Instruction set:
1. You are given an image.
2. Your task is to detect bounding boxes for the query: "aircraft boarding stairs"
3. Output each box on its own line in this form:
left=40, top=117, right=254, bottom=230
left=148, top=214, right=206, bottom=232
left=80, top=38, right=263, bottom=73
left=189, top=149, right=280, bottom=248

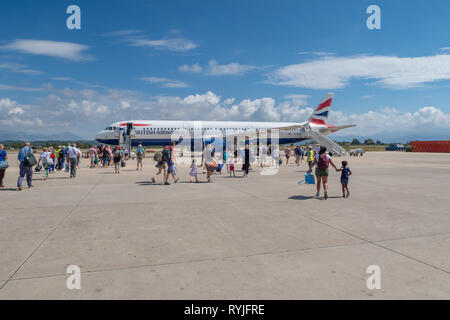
left=309, top=130, right=347, bottom=157
left=118, top=128, right=133, bottom=153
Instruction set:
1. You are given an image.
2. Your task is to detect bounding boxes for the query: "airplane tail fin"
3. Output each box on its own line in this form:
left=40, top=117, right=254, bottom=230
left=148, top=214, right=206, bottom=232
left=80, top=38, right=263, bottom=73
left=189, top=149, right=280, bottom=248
left=309, top=93, right=333, bottom=125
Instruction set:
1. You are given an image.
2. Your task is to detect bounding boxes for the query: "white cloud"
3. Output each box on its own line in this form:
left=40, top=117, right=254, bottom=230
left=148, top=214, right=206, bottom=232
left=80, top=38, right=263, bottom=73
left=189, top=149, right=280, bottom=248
left=104, top=29, right=142, bottom=37
left=330, top=106, right=450, bottom=137
left=105, top=29, right=197, bottom=52
left=0, top=98, right=44, bottom=128
left=8, top=107, right=25, bottom=115
left=140, top=77, right=189, bottom=88
left=0, top=62, right=42, bottom=75
left=128, top=37, right=197, bottom=52
left=206, top=60, right=256, bottom=76
left=270, top=54, right=450, bottom=89
left=224, top=98, right=235, bottom=105
left=0, top=84, right=45, bottom=91
left=283, top=94, right=310, bottom=107
left=178, top=60, right=257, bottom=76
left=121, top=101, right=131, bottom=109
left=1, top=39, right=91, bottom=61
left=179, top=63, right=202, bottom=73
left=51, top=77, right=73, bottom=81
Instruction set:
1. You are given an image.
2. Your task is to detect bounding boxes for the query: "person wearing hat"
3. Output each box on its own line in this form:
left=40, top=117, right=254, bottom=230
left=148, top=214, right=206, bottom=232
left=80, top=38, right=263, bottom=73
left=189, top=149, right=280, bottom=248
left=136, top=144, right=145, bottom=171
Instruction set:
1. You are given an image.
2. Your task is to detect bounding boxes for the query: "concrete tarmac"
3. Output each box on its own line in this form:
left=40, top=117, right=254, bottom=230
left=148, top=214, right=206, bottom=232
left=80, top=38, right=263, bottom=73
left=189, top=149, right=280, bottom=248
left=0, top=152, right=449, bottom=299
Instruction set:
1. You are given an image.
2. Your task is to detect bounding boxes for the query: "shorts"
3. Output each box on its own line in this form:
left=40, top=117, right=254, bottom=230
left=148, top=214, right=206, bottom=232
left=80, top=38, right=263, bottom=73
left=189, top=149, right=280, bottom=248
left=114, top=157, right=121, bottom=164
left=341, top=178, right=349, bottom=185
left=168, top=165, right=177, bottom=175
left=156, top=162, right=167, bottom=170
left=315, top=167, right=329, bottom=177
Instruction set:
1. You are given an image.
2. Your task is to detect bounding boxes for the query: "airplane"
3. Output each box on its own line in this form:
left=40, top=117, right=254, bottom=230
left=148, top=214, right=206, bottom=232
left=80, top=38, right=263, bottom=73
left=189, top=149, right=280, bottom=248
left=95, top=93, right=356, bottom=155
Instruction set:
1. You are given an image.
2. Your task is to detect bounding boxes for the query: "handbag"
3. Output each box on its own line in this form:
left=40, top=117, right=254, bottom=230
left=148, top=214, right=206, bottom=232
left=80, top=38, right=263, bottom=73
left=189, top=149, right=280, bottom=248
left=24, top=148, right=37, bottom=167
left=0, top=160, right=8, bottom=170
left=305, top=173, right=315, bottom=185
left=35, top=164, right=42, bottom=172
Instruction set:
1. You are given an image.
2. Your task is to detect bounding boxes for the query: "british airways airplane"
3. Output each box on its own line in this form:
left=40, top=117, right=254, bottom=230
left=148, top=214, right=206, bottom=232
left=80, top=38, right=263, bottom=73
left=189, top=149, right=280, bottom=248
left=95, top=93, right=356, bottom=155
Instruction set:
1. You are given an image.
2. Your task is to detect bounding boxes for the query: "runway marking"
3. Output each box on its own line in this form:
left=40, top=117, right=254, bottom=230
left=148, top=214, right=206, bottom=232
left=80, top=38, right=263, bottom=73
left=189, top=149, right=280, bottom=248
left=298, top=214, right=450, bottom=275
left=0, top=183, right=98, bottom=290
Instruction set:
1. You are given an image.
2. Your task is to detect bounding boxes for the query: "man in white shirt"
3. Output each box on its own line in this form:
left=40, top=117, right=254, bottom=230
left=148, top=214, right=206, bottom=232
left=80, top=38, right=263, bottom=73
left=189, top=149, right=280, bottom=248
left=67, top=144, right=81, bottom=178
left=259, top=145, right=267, bottom=167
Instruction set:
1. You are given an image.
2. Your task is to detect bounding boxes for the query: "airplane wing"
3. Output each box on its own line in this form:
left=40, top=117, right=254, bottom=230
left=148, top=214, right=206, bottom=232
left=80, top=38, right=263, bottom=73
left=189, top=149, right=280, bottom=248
left=323, top=124, right=357, bottom=134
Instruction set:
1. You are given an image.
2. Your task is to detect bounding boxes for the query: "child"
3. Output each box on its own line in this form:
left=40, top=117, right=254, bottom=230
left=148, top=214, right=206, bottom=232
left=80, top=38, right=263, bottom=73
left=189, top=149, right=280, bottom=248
left=227, top=154, right=235, bottom=177
left=337, top=161, right=352, bottom=198
left=190, top=159, right=198, bottom=183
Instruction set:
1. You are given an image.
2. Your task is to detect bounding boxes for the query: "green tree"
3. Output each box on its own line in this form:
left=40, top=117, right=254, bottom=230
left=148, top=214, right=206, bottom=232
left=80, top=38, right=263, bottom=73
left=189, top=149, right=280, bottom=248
left=351, top=139, right=361, bottom=145
left=364, top=138, right=375, bottom=145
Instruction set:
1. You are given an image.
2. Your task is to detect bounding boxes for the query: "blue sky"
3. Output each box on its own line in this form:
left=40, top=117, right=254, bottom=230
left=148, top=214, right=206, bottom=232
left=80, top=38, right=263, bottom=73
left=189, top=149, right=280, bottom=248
left=1, top=0, right=450, bottom=140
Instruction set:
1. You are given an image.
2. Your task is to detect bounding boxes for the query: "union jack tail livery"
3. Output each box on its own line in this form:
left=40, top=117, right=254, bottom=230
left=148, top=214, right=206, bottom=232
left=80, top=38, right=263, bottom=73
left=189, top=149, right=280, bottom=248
left=309, top=93, right=333, bottom=125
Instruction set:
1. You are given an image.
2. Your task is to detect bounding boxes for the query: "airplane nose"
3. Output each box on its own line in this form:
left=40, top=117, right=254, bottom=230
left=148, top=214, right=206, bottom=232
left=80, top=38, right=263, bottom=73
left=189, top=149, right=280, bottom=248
left=94, top=131, right=104, bottom=142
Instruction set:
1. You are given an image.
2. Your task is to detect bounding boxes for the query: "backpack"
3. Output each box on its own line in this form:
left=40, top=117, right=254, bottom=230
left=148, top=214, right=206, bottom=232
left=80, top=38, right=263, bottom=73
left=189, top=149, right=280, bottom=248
left=24, top=148, right=37, bottom=167
left=317, top=153, right=330, bottom=170
left=153, top=152, right=163, bottom=162
left=162, top=149, right=171, bottom=163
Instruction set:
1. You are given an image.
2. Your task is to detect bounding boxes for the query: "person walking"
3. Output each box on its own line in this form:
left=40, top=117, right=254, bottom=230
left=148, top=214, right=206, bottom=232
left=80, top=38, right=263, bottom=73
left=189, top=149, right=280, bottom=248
left=204, top=144, right=217, bottom=183
left=294, top=146, right=302, bottom=166
left=37, top=147, right=52, bottom=180
left=189, top=159, right=198, bottom=183
left=308, top=146, right=339, bottom=200
left=167, top=142, right=179, bottom=183
left=151, top=149, right=168, bottom=184
left=272, top=145, right=280, bottom=167
left=284, top=147, right=292, bottom=165
left=113, top=146, right=123, bottom=174
left=72, top=144, right=81, bottom=168
left=60, top=145, right=67, bottom=171
left=242, top=144, right=250, bottom=178
left=259, top=144, right=267, bottom=168
left=136, top=144, right=145, bottom=171
left=101, top=146, right=110, bottom=168
left=48, top=147, right=55, bottom=173
left=0, top=144, right=8, bottom=188
left=158, top=146, right=171, bottom=185
left=17, top=142, right=35, bottom=191
left=337, top=160, right=352, bottom=198
left=89, top=145, right=98, bottom=168
left=307, top=146, right=314, bottom=170
left=67, top=144, right=81, bottom=178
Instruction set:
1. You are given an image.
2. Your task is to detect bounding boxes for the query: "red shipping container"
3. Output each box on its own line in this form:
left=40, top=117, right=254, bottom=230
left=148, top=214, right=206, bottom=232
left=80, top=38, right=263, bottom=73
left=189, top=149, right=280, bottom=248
left=411, top=141, right=450, bottom=153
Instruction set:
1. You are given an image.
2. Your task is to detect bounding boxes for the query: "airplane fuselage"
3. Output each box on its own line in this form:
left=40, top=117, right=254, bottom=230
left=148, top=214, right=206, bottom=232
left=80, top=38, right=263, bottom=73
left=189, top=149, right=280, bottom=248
left=95, top=120, right=331, bottom=147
